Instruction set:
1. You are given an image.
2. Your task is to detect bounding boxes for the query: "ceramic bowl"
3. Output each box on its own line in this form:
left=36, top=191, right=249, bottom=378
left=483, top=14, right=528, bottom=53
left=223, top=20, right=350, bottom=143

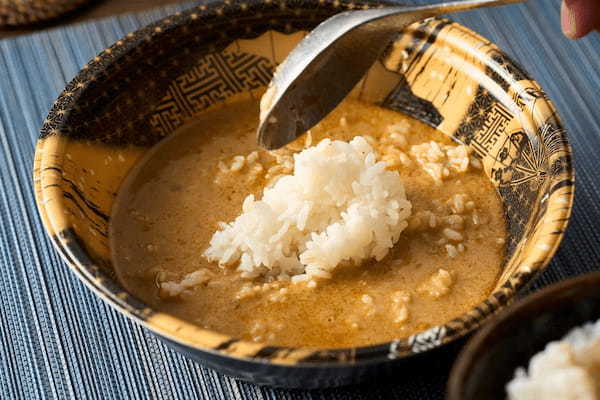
left=448, top=272, right=600, bottom=400
left=33, top=0, right=574, bottom=388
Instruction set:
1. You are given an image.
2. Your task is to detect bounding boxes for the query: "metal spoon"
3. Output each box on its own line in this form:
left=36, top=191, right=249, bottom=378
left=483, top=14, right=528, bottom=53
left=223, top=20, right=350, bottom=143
left=257, top=0, right=525, bottom=149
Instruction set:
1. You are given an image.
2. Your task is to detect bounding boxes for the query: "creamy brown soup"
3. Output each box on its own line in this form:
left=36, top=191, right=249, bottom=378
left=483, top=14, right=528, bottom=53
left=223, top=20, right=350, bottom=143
left=110, top=98, right=506, bottom=348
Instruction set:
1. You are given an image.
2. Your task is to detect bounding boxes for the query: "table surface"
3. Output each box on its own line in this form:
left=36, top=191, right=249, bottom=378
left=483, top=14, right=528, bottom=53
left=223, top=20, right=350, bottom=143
left=1, top=1, right=599, bottom=399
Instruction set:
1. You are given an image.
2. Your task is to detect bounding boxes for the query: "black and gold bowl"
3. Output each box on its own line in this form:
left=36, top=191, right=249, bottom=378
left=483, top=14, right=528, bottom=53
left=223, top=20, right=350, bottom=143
left=33, top=0, right=574, bottom=388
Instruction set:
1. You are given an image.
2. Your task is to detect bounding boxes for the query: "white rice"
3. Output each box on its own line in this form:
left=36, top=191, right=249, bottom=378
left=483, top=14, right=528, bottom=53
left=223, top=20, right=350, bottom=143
left=409, top=141, right=471, bottom=184
left=417, top=268, right=454, bottom=298
left=203, top=136, right=412, bottom=280
left=506, top=318, right=600, bottom=400
left=160, top=269, right=211, bottom=297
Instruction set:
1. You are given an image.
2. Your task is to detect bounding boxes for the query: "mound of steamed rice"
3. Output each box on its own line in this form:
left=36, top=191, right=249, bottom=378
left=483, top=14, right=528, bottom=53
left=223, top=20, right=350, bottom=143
left=203, top=136, right=412, bottom=281
left=506, top=318, right=600, bottom=400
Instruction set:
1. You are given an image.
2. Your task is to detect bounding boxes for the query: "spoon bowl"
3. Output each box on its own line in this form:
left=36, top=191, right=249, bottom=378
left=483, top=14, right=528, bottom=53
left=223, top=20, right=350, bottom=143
left=257, top=0, right=526, bottom=149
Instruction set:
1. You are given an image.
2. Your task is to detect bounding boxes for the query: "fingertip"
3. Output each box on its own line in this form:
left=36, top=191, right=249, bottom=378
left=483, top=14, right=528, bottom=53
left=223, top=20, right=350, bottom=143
left=561, top=0, right=579, bottom=39
left=561, top=0, right=599, bottom=39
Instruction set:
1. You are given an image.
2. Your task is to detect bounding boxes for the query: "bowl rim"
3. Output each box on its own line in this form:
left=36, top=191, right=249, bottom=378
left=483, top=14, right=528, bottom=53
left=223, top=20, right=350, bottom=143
left=446, top=271, right=600, bottom=400
left=33, top=0, right=576, bottom=368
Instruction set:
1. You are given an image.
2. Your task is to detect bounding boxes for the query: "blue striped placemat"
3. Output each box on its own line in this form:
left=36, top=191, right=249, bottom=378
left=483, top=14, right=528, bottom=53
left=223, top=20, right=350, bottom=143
left=1, top=1, right=599, bottom=398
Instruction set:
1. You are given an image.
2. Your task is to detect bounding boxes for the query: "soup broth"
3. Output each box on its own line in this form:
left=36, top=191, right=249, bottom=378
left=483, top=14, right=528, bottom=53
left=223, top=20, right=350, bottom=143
left=110, top=98, right=506, bottom=348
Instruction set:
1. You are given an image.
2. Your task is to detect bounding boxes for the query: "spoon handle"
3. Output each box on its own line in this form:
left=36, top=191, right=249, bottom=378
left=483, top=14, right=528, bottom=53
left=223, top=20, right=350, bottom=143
left=360, top=0, right=528, bottom=32
left=411, top=0, right=526, bottom=15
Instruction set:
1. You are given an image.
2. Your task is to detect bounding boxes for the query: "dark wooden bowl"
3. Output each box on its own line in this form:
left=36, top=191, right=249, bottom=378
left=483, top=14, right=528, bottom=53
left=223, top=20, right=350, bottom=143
left=448, top=272, right=600, bottom=400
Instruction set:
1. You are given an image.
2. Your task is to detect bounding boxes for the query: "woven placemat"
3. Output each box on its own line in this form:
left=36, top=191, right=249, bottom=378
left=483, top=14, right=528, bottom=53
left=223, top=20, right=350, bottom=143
left=0, top=0, right=92, bottom=27
left=0, top=1, right=599, bottom=399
